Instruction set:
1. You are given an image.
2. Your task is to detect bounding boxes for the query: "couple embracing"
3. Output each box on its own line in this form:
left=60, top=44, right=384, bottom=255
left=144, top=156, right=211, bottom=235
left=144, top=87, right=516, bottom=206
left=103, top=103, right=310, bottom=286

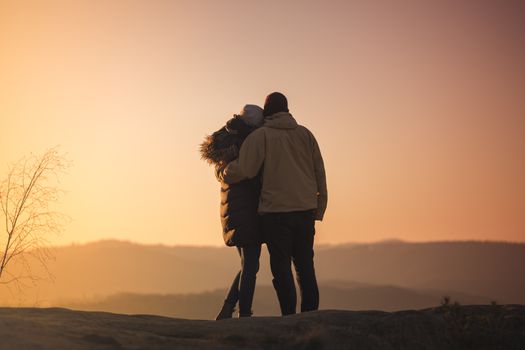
left=200, top=92, right=327, bottom=319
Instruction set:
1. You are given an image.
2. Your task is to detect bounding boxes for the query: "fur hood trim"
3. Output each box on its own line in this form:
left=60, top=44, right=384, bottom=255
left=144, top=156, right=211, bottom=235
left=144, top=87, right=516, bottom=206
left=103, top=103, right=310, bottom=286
left=200, top=132, right=240, bottom=166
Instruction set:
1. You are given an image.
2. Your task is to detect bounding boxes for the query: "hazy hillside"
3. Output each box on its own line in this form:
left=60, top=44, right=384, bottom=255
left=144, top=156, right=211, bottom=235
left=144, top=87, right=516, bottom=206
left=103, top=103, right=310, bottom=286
left=316, top=241, right=525, bottom=302
left=1, top=240, right=523, bottom=308
left=60, top=283, right=492, bottom=319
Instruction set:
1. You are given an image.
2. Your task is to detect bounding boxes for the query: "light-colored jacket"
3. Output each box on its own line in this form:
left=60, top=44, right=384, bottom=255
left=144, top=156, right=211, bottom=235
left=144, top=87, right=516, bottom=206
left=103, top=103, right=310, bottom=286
left=220, top=112, right=327, bottom=220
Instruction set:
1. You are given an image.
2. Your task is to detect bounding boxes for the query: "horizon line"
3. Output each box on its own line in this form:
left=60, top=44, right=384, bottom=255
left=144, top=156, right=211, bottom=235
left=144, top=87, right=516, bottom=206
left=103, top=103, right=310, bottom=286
left=50, top=238, right=525, bottom=249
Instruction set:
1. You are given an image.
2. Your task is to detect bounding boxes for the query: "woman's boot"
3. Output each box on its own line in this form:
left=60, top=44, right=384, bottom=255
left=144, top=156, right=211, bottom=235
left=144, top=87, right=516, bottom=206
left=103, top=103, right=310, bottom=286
left=215, top=301, right=236, bottom=320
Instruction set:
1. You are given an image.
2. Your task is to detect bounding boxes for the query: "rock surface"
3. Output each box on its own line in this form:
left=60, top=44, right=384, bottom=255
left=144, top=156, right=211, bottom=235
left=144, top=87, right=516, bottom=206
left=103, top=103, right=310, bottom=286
left=0, top=305, right=524, bottom=350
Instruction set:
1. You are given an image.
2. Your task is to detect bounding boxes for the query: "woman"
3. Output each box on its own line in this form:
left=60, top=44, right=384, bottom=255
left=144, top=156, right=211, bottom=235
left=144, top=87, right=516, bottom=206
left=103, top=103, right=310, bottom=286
left=200, top=104, right=264, bottom=319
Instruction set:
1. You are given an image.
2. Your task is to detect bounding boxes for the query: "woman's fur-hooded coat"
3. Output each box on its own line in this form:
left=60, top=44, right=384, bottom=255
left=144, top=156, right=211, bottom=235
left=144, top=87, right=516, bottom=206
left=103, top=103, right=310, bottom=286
left=200, top=117, right=262, bottom=247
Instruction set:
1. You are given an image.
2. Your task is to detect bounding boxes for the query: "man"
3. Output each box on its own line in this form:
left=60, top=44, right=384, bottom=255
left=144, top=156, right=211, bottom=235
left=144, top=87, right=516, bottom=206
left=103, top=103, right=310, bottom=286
left=219, top=92, right=327, bottom=315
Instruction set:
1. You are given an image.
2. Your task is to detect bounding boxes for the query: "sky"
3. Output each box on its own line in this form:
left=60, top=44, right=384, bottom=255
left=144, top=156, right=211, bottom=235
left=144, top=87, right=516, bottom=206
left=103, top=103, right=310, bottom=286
left=0, top=0, right=524, bottom=246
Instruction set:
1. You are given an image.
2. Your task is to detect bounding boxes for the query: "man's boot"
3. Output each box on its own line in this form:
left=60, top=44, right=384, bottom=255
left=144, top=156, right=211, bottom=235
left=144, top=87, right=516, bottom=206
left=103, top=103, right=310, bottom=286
left=238, top=311, right=253, bottom=318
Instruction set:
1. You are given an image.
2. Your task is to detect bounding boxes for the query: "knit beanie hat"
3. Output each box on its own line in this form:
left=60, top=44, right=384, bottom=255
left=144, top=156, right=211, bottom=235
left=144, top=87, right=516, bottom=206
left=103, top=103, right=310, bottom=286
left=237, top=104, right=264, bottom=127
left=263, top=92, right=289, bottom=117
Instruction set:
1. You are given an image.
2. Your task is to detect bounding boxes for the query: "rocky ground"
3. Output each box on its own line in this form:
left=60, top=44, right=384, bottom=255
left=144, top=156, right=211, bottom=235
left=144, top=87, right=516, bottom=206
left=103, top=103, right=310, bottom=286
left=0, top=304, right=523, bottom=350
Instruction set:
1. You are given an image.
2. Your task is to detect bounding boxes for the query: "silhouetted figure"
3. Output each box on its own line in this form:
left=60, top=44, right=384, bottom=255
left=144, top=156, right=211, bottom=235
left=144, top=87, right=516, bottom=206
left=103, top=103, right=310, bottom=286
left=219, top=92, right=328, bottom=315
left=200, top=105, right=265, bottom=319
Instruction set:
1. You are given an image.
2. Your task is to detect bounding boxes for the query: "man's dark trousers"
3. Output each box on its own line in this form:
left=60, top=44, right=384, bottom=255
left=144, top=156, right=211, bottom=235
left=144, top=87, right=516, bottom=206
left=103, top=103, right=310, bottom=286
left=262, top=210, right=319, bottom=315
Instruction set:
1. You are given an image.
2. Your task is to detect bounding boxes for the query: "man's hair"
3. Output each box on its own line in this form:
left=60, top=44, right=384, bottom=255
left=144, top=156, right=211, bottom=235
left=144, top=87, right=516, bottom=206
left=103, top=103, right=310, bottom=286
left=263, top=92, right=289, bottom=117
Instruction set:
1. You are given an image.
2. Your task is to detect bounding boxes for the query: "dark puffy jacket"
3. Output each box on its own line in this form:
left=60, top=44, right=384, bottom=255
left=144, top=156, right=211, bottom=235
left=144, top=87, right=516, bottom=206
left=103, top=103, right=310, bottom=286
left=200, top=116, right=262, bottom=247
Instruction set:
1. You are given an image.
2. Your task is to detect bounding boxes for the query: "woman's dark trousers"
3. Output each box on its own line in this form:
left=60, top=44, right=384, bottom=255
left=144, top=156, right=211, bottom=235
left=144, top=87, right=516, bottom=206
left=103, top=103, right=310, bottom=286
left=262, top=210, right=319, bottom=315
left=224, top=244, right=261, bottom=316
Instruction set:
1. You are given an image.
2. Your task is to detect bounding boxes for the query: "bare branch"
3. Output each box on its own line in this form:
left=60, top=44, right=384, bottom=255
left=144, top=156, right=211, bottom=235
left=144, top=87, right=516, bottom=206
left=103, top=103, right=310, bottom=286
left=0, top=147, right=70, bottom=297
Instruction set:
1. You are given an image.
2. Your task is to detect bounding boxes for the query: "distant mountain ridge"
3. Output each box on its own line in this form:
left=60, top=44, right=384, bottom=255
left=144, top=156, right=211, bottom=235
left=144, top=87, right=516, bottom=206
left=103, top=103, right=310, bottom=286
left=60, top=282, right=493, bottom=319
left=1, top=240, right=523, bottom=308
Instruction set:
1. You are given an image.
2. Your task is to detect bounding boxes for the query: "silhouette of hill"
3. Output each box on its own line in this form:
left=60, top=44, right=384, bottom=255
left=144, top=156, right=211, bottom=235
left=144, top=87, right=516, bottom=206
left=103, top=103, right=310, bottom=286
left=318, top=240, right=525, bottom=303
left=1, top=240, right=523, bottom=309
left=1, top=305, right=524, bottom=349
left=60, top=283, right=491, bottom=319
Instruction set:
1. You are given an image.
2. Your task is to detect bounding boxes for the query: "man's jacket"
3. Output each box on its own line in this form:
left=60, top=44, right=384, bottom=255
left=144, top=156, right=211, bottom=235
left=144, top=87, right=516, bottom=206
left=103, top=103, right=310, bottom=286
left=220, top=112, right=327, bottom=220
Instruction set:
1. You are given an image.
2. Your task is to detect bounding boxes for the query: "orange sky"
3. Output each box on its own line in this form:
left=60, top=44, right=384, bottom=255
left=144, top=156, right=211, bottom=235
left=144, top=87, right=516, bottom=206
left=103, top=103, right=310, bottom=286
left=1, top=0, right=524, bottom=246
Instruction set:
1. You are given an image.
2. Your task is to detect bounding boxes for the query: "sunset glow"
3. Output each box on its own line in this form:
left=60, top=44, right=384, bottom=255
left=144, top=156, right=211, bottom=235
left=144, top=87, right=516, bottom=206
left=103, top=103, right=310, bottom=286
left=1, top=0, right=524, bottom=246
